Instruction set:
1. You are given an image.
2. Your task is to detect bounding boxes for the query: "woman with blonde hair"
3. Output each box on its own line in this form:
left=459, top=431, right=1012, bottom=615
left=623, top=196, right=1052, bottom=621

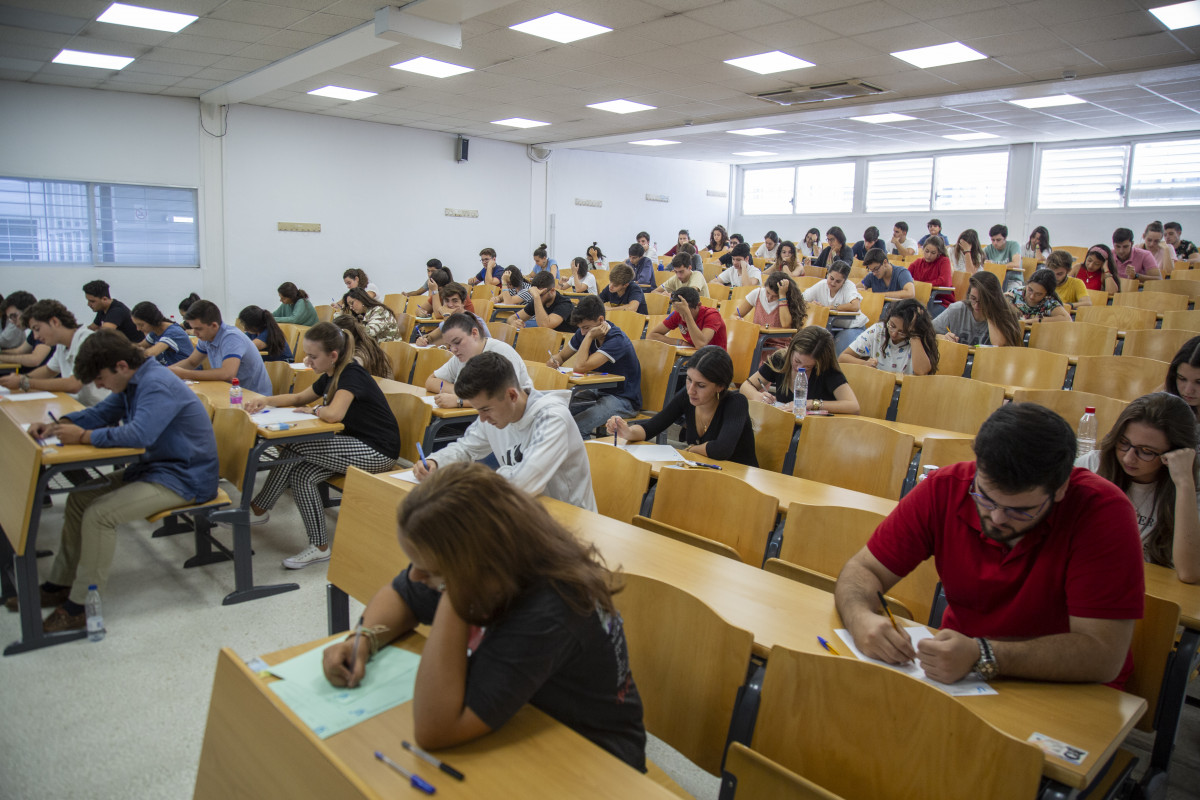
left=741, top=326, right=860, bottom=415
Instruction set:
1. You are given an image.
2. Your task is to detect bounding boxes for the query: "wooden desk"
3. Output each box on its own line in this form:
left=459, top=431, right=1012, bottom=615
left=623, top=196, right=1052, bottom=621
left=370, top=376, right=479, bottom=453
left=490, top=304, right=522, bottom=322
left=0, top=393, right=145, bottom=655
left=194, top=633, right=674, bottom=799
left=802, top=414, right=972, bottom=449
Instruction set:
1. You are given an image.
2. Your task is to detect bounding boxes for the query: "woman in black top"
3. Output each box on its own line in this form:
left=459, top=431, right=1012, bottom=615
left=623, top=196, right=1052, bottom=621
left=244, top=322, right=400, bottom=569
left=606, top=346, right=757, bottom=466
left=740, top=327, right=860, bottom=414
left=814, top=226, right=854, bottom=269
left=238, top=305, right=293, bottom=362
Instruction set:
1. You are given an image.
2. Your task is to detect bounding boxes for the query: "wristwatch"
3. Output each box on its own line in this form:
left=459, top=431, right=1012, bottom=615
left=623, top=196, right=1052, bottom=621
left=974, top=637, right=999, bottom=681
left=457, top=398, right=463, bottom=408
left=812, top=398, right=823, bottom=412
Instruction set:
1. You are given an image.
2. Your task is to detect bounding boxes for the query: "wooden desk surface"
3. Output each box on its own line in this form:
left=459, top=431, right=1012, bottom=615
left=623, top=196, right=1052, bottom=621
left=1144, top=563, right=1200, bottom=630
left=566, top=372, right=626, bottom=386
left=188, top=381, right=344, bottom=438
left=372, top=377, right=479, bottom=420
left=0, top=392, right=145, bottom=465
left=807, top=414, right=974, bottom=448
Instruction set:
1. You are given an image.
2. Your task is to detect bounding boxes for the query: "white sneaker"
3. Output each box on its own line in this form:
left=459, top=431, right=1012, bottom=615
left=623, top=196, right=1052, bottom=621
left=216, top=510, right=269, bottom=528
left=282, top=544, right=331, bottom=570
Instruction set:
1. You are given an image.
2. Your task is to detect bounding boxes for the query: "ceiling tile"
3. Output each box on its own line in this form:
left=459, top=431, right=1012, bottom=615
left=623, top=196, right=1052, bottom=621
left=288, top=12, right=362, bottom=36
left=261, top=28, right=325, bottom=49
left=685, top=0, right=794, bottom=31
left=186, top=18, right=278, bottom=44
left=931, top=5, right=1042, bottom=39
left=143, top=46, right=223, bottom=66
left=210, top=2, right=313, bottom=28
left=233, top=42, right=299, bottom=61
left=1052, top=12, right=1164, bottom=46
left=632, top=14, right=725, bottom=45
left=167, top=33, right=253, bottom=55
left=808, top=1, right=920, bottom=36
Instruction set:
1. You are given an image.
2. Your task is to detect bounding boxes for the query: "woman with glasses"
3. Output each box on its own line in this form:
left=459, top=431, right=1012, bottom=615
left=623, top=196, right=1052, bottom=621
left=1075, top=393, right=1199, bottom=582
left=1005, top=268, right=1070, bottom=322
left=838, top=298, right=939, bottom=375
left=933, top=271, right=1021, bottom=347
left=814, top=226, right=854, bottom=269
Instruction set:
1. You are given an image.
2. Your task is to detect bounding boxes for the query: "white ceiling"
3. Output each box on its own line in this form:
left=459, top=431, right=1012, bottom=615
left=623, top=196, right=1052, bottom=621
left=1, top=0, right=1199, bottom=164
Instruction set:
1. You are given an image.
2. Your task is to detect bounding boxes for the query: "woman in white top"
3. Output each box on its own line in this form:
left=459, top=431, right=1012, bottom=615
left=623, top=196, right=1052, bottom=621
left=801, top=228, right=822, bottom=261
left=1023, top=226, right=1051, bottom=265
left=563, top=257, right=598, bottom=294
left=951, top=229, right=984, bottom=273
left=754, top=230, right=780, bottom=263
left=1142, top=220, right=1179, bottom=275
left=1076, top=392, right=1200, bottom=583
left=803, top=260, right=866, bottom=352
left=586, top=243, right=607, bottom=272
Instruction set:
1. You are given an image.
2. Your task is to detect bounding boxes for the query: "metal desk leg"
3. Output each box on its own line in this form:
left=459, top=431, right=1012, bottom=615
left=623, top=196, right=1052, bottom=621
left=1142, top=627, right=1200, bottom=796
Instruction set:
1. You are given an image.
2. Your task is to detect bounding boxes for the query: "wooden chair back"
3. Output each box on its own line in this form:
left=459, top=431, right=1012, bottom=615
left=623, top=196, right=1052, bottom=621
left=473, top=299, right=493, bottom=325
left=1121, top=328, right=1197, bottom=362
left=1075, top=305, right=1158, bottom=332
left=747, top=400, right=796, bottom=474
left=1128, top=594, right=1182, bottom=734
left=858, top=291, right=887, bottom=327
left=0, top=405, right=43, bottom=555
left=707, top=281, right=732, bottom=301
left=971, top=346, right=1069, bottom=391
left=753, top=645, right=1044, bottom=800
left=848, top=266, right=868, bottom=284
left=1072, top=355, right=1169, bottom=402
left=410, top=347, right=451, bottom=388
left=912, top=280, right=932, bottom=307
left=650, top=467, right=777, bottom=565
left=591, top=268, right=610, bottom=292
left=722, top=742, right=844, bottom=800
left=730, top=286, right=755, bottom=304
left=526, top=363, right=570, bottom=391
left=838, top=362, right=895, bottom=420
left=725, top=317, right=761, bottom=385
left=793, top=276, right=822, bottom=292
left=196, top=392, right=215, bottom=420
left=1160, top=309, right=1200, bottom=333
left=292, top=369, right=319, bottom=396
left=951, top=269, right=970, bottom=302
left=1059, top=245, right=1089, bottom=260
left=381, top=293, right=406, bottom=317
left=607, top=309, right=645, bottom=341
left=1011, top=389, right=1129, bottom=437
left=1112, top=291, right=1189, bottom=313
left=314, top=304, right=334, bottom=323
left=613, top=574, right=754, bottom=776
left=583, top=442, right=651, bottom=523
left=895, top=374, right=1004, bottom=434
left=327, top=468, right=406, bottom=606
left=211, top=407, right=258, bottom=488
left=698, top=295, right=718, bottom=309
left=1028, top=320, right=1117, bottom=358
left=276, top=323, right=305, bottom=357
left=1146, top=277, right=1200, bottom=303
left=719, top=299, right=740, bottom=321
left=632, top=339, right=675, bottom=414
left=916, top=437, right=977, bottom=473
left=393, top=312, right=416, bottom=344
left=1085, top=288, right=1110, bottom=308
left=806, top=265, right=827, bottom=280
left=802, top=304, right=829, bottom=329
left=263, top=361, right=294, bottom=395
left=983, top=261, right=1007, bottom=286
left=470, top=283, right=494, bottom=300
left=290, top=326, right=311, bottom=363
left=633, top=516, right=741, bottom=562
left=793, top=416, right=914, bottom=500
left=644, top=292, right=669, bottom=316
left=382, top=392, right=432, bottom=465
left=486, top=321, right=517, bottom=346
left=379, top=340, right=417, bottom=384
left=934, top=337, right=969, bottom=377
left=1119, top=277, right=1141, bottom=294
left=513, top=326, right=561, bottom=362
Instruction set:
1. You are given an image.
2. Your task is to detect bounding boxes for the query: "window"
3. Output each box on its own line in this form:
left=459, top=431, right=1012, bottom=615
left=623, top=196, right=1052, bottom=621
left=742, top=168, right=794, bottom=215
left=866, top=158, right=932, bottom=213
left=794, top=162, right=855, bottom=214
left=1129, top=139, right=1200, bottom=207
left=1037, top=145, right=1128, bottom=209
left=933, top=151, right=1008, bottom=210
left=0, top=176, right=198, bottom=265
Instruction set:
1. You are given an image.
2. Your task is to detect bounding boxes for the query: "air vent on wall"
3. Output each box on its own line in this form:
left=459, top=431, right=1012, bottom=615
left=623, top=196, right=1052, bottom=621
left=756, top=80, right=885, bottom=106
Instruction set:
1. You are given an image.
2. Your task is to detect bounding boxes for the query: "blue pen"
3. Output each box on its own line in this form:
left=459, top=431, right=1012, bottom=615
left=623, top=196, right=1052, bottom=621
left=375, top=751, right=436, bottom=794
left=416, top=442, right=429, bottom=470
left=47, top=411, right=59, bottom=423
left=817, top=636, right=842, bottom=656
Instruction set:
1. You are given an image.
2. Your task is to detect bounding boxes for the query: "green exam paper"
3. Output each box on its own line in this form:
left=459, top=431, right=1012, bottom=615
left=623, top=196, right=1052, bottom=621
left=267, top=641, right=421, bottom=739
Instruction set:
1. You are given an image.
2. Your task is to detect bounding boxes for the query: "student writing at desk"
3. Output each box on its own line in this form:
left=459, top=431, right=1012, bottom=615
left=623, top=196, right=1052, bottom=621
left=740, top=327, right=859, bottom=415
left=238, top=305, right=294, bottom=361
left=858, top=248, right=915, bottom=300
left=839, top=299, right=938, bottom=376
left=506, top=271, right=576, bottom=334
left=549, top=296, right=642, bottom=438
left=835, top=404, right=1144, bottom=688
left=933, top=271, right=1021, bottom=347
left=607, top=346, right=757, bottom=467
left=272, top=281, right=318, bottom=326
left=169, top=300, right=272, bottom=395
left=83, top=279, right=144, bottom=342
left=1, top=290, right=54, bottom=369
left=0, top=300, right=109, bottom=406
left=131, top=301, right=194, bottom=366
left=599, top=263, right=647, bottom=314
left=322, top=463, right=646, bottom=768
left=424, top=312, right=532, bottom=408
left=19, top=330, right=218, bottom=631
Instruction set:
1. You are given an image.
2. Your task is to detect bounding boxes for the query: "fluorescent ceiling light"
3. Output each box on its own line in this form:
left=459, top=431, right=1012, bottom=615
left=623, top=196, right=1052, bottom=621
left=728, top=127, right=784, bottom=136
left=891, top=41, right=986, bottom=69
left=308, top=86, right=377, bottom=101
left=724, top=51, right=814, bottom=75
left=491, top=117, right=550, bottom=128
left=97, top=2, right=197, bottom=33
left=510, top=12, right=610, bottom=43
left=391, top=57, right=473, bottom=78
left=733, top=151, right=777, bottom=156
left=1009, top=94, right=1086, bottom=108
left=1150, top=0, right=1200, bottom=29
left=172, top=216, right=194, bottom=223
left=630, top=139, right=679, bottom=146
left=587, top=99, right=655, bottom=114
left=944, top=132, right=1000, bottom=141
left=52, top=49, right=134, bottom=70
left=850, top=113, right=915, bottom=124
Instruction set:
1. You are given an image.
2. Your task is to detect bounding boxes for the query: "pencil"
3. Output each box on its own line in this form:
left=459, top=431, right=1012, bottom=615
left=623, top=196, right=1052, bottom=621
left=877, top=591, right=903, bottom=636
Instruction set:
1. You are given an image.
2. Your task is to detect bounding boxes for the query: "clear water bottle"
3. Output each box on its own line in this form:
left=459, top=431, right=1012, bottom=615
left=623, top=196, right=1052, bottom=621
left=1077, top=406, right=1097, bottom=457
left=793, top=367, right=808, bottom=423
left=229, top=378, right=242, bottom=407
left=86, top=584, right=105, bottom=642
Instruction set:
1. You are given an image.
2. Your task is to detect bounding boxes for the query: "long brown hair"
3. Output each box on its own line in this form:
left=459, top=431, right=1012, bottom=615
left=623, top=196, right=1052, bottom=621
left=332, top=314, right=392, bottom=379
left=1095, top=392, right=1198, bottom=567
left=305, top=321, right=355, bottom=401
left=397, top=462, right=620, bottom=624
left=953, top=229, right=983, bottom=266
left=764, top=271, right=805, bottom=327
left=968, top=271, right=1021, bottom=347
left=765, top=326, right=841, bottom=394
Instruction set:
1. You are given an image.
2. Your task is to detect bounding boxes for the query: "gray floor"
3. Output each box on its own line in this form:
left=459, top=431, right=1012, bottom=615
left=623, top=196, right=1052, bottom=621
left=0, top=470, right=1196, bottom=800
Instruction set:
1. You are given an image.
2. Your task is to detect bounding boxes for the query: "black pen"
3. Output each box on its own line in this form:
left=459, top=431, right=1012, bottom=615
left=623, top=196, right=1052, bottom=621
left=402, top=740, right=465, bottom=781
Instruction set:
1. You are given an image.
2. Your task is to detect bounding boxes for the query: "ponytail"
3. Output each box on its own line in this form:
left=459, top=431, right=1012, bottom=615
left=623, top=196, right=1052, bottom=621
left=238, top=305, right=288, bottom=357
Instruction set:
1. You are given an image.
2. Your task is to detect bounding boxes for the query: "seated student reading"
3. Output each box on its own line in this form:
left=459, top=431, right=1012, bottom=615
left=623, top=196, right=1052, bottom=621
left=607, top=346, right=757, bottom=467
left=1076, top=393, right=1199, bottom=583
left=470, top=248, right=504, bottom=287
left=22, top=330, right=218, bottom=632
left=624, top=242, right=654, bottom=287
left=414, top=351, right=596, bottom=510
left=907, top=237, right=953, bottom=315
left=1113, top=227, right=1162, bottom=283
left=933, top=271, right=1021, bottom=347
left=131, top=301, right=194, bottom=366
left=835, top=403, right=1144, bottom=689
left=244, top=323, right=400, bottom=569
left=599, top=263, right=647, bottom=314
left=273, top=282, right=318, bottom=326
left=1165, top=336, right=1200, bottom=434
left=648, top=287, right=727, bottom=350
left=1046, top=250, right=1091, bottom=312
left=740, top=327, right=859, bottom=415
left=858, top=248, right=916, bottom=300
left=1024, top=226, right=1051, bottom=265
left=663, top=229, right=693, bottom=257
left=636, top=231, right=657, bottom=265
left=814, top=227, right=854, bottom=269
left=653, top=253, right=709, bottom=297
left=1, top=291, right=54, bottom=369
left=717, top=234, right=754, bottom=269
left=83, top=279, right=144, bottom=342
left=851, top=226, right=883, bottom=261
left=530, top=243, right=559, bottom=282
left=1077, top=245, right=1121, bottom=293
left=170, top=300, right=272, bottom=395
left=0, top=300, right=110, bottom=406
left=238, top=305, right=294, bottom=362
left=417, top=282, right=489, bottom=346
left=331, top=314, right=393, bottom=379
left=1005, top=269, right=1070, bottom=322
left=1141, top=221, right=1177, bottom=276
left=715, top=242, right=761, bottom=287
left=950, top=230, right=984, bottom=273
left=425, top=312, right=532, bottom=408
left=415, top=268, right=458, bottom=318
left=840, top=298, right=938, bottom=376
left=983, top=224, right=1021, bottom=269
left=320, top=462, right=646, bottom=769
left=755, top=230, right=780, bottom=263
left=507, top=272, right=576, bottom=333
left=343, top=288, right=401, bottom=343
left=548, top=296, right=642, bottom=437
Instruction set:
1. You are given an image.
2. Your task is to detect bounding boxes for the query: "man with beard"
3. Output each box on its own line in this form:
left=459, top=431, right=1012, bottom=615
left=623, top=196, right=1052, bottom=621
left=834, top=403, right=1144, bottom=689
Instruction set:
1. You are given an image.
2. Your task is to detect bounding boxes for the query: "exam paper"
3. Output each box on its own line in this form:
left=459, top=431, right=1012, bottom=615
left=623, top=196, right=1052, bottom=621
left=835, top=627, right=997, bottom=697
left=2, top=391, right=57, bottom=401
left=419, top=395, right=438, bottom=406
left=287, top=363, right=311, bottom=371
left=267, top=641, right=421, bottom=739
left=602, top=443, right=687, bottom=463
left=250, top=408, right=319, bottom=425
left=388, top=470, right=419, bottom=484
left=21, top=423, right=60, bottom=446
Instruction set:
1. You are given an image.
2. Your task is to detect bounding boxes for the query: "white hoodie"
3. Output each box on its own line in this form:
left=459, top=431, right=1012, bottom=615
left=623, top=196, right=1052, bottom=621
left=432, top=389, right=597, bottom=512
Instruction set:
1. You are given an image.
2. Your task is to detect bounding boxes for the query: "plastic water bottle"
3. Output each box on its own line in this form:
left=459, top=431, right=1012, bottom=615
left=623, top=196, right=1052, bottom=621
left=793, top=367, right=808, bottom=422
left=229, top=378, right=242, bottom=407
left=1077, top=406, right=1097, bottom=457
left=86, top=585, right=105, bottom=642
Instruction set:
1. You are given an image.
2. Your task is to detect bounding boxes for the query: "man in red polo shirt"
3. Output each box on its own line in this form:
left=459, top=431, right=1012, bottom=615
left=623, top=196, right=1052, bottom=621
left=835, top=403, right=1144, bottom=689
left=648, top=287, right=727, bottom=350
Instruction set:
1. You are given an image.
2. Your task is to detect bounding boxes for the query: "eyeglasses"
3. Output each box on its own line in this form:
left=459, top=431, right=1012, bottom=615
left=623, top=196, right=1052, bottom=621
left=885, top=321, right=909, bottom=337
left=1116, top=436, right=1163, bottom=462
left=969, top=479, right=1050, bottom=522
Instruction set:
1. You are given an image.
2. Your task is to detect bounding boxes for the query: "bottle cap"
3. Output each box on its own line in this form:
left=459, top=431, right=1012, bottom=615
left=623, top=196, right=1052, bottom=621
left=88, top=584, right=97, bottom=590
left=232, top=378, right=240, bottom=386
left=1084, top=406, right=1095, bottom=413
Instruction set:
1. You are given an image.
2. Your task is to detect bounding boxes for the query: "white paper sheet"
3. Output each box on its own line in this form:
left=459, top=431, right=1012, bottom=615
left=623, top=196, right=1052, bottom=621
left=419, top=395, right=438, bottom=406
left=288, top=363, right=311, bottom=371
left=387, top=470, right=419, bottom=484
left=2, top=391, right=57, bottom=401
left=592, top=441, right=686, bottom=463
left=250, top=408, right=319, bottom=425
left=834, top=627, right=997, bottom=696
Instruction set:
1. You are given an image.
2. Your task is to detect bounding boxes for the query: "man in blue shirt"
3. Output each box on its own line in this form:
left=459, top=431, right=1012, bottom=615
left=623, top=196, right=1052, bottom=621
left=918, top=218, right=949, bottom=247
left=170, top=299, right=272, bottom=395
left=548, top=295, right=642, bottom=437
left=25, top=330, right=219, bottom=632
left=600, top=263, right=648, bottom=314
left=858, top=248, right=916, bottom=300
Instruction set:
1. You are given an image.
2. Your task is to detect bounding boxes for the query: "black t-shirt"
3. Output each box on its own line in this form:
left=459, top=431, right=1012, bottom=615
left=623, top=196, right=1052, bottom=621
left=312, top=362, right=400, bottom=458
left=600, top=283, right=648, bottom=315
left=757, top=362, right=848, bottom=405
left=523, top=292, right=577, bottom=333
left=638, top=390, right=758, bottom=467
left=94, top=298, right=144, bottom=342
left=25, top=330, right=53, bottom=367
left=392, top=567, right=647, bottom=771
left=815, top=245, right=854, bottom=269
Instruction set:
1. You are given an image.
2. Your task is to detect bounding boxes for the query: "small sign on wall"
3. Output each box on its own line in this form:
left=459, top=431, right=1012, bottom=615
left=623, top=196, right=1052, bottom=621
left=707, top=190, right=727, bottom=198
left=278, top=222, right=321, bottom=232
left=445, top=208, right=479, bottom=218
left=575, top=198, right=602, bottom=207
left=645, top=193, right=669, bottom=203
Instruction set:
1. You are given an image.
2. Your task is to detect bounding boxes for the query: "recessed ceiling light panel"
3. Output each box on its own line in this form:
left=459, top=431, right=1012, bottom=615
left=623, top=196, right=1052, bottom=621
left=52, top=49, right=134, bottom=70
left=308, top=86, right=377, bottom=101
left=97, top=2, right=197, bottom=33
left=587, top=99, right=656, bottom=114
left=630, top=139, right=680, bottom=146
left=491, top=117, right=550, bottom=128
left=509, top=13, right=611, bottom=43
left=1150, top=0, right=1200, bottom=30
left=891, top=41, right=986, bottom=68
left=1009, top=94, right=1086, bottom=109
left=944, top=132, right=1000, bottom=141
left=391, top=57, right=473, bottom=78
left=728, top=127, right=784, bottom=136
left=850, top=113, right=915, bottom=124
left=724, top=51, right=814, bottom=75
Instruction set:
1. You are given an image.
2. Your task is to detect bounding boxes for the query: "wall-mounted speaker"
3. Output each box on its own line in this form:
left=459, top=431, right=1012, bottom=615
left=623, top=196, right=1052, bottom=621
left=456, top=136, right=469, bottom=163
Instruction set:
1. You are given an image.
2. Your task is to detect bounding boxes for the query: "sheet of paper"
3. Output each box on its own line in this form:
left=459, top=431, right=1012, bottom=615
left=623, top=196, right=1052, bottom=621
left=250, top=408, right=319, bottom=425
left=0, top=385, right=9, bottom=394
left=592, top=441, right=686, bottom=463
left=388, top=470, right=419, bottom=484
left=419, top=395, right=438, bottom=406
left=20, top=423, right=60, bottom=446
left=835, top=627, right=997, bottom=697
left=267, top=641, right=421, bottom=739
left=288, top=363, right=311, bottom=371
left=1, top=391, right=57, bottom=401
